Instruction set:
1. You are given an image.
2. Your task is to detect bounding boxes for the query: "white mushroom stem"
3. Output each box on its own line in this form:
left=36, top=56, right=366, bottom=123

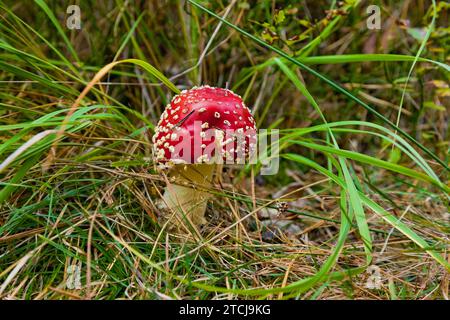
left=161, top=163, right=216, bottom=230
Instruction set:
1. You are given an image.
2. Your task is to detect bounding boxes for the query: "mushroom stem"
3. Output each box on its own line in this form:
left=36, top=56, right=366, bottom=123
left=161, top=163, right=216, bottom=230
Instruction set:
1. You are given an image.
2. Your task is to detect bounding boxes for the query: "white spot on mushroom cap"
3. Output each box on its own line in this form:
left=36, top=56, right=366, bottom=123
left=196, top=154, right=209, bottom=163
left=221, top=138, right=233, bottom=146
left=171, top=106, right=180, bottom=114
left=156, top=148, right=165, bottom=159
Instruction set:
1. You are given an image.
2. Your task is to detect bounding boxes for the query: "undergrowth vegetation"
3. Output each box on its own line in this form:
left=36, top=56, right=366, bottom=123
left=0, top=0, right=449, bottom=299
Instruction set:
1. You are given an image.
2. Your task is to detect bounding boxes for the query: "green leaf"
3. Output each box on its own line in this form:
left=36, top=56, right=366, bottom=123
left=274, top=10, right=286, bottom=25
left=424, top=101, right=446, bottom=111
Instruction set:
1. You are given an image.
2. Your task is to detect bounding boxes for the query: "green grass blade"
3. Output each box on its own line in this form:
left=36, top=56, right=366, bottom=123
left=275, top=58, right=373, bottom=261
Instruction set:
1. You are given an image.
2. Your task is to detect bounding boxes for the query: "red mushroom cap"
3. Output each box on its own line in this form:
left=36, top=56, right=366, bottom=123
left=152, top=86, right=257, bottom=167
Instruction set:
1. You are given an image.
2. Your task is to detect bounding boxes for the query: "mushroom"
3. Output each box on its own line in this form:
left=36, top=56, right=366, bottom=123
left=152, top=86, right=257, bottom=231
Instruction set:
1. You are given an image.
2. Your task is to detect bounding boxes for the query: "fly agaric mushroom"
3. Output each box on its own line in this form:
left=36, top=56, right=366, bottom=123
left=152, top=86, right=257, bottom=231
